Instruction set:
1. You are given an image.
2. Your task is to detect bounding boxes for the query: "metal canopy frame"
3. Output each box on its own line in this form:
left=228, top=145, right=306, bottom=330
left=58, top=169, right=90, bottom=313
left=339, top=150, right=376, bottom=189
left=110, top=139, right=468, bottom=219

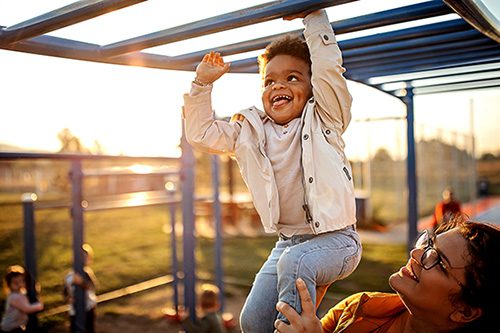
left=2, top=0, right=499, bottom=246
left=1, top=0, right=499, bottom=326
left=1, top=0, right=498, bottom=95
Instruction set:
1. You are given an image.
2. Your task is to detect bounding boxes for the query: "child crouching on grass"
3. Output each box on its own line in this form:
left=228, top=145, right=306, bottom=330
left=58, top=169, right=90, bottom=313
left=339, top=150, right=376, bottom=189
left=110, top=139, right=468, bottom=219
left=183, top=9, right=361, bottom=332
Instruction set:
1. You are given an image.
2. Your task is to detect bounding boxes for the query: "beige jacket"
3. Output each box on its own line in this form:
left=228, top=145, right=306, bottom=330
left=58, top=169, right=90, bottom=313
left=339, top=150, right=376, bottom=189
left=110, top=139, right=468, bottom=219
left=183, top=10, right=355, bottom=234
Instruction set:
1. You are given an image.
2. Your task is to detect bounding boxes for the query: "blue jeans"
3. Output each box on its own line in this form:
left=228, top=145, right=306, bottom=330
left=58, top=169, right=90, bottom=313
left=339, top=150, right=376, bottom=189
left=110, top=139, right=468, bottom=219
left=239, top=226, right=361, bottom=333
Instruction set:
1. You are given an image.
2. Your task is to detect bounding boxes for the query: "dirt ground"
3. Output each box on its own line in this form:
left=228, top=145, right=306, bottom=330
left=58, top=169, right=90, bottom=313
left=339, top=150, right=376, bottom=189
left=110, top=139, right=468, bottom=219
left=47, top=282, right=341, bottom=333
left=48, top=283, right=248, bottom=333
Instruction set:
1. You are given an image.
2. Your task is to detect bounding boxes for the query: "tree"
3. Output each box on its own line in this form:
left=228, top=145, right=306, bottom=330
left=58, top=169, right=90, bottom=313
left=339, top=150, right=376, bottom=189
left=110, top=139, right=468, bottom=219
left=57, top=128, right=88, bottom=153
left=373, top=147, right=393, bottom=162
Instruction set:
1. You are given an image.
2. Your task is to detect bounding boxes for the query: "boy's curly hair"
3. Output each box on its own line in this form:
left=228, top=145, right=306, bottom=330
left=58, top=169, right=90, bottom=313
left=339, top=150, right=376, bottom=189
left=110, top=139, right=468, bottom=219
left=258, top=34, right=311, bottom=80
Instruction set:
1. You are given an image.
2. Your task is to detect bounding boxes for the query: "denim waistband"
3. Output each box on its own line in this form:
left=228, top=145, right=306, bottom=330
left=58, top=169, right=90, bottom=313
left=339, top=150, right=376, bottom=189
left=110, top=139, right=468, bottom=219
left=278, top=224, right=356, bottom=242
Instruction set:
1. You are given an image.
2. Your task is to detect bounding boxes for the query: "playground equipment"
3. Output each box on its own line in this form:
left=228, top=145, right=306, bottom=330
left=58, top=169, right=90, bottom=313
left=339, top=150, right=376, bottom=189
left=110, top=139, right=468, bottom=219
left=1, top=0, right=499, bottom=331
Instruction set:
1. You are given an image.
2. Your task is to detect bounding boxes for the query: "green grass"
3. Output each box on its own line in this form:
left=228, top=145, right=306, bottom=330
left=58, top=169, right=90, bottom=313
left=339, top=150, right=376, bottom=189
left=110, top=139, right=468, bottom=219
left=0, top=204, right=406, bottom=321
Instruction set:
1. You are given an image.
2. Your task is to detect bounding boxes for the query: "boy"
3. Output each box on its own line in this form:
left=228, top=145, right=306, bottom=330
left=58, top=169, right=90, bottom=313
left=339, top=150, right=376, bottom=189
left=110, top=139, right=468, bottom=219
left=183, top=9, right=361, bottom=332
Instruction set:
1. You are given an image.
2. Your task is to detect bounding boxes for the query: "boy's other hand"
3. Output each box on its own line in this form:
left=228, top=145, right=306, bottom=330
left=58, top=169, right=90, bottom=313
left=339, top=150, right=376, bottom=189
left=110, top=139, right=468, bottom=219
left=195, top=51, right=230, bottom=85
left=283, top=10, right=317, bottom=21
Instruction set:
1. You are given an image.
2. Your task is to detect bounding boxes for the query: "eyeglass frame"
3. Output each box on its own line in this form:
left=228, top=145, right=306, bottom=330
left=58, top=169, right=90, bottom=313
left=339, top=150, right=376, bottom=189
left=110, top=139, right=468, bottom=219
left=414, top=229, right=466, bottom=289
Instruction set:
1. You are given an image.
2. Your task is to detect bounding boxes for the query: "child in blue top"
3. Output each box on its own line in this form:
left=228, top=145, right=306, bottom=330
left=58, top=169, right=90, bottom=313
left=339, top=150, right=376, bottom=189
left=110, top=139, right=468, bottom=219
left=183, top=9, right=361, bottom=332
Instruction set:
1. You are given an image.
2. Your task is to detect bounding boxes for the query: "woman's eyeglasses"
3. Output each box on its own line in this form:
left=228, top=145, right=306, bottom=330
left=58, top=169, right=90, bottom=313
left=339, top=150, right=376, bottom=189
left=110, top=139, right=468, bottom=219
left=414, top=230, right=465, bottom=288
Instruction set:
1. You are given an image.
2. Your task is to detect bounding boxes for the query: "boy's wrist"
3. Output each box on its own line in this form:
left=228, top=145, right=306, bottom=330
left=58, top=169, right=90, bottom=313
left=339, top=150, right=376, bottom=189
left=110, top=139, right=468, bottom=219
left=193, top=77, right=212, bottom=87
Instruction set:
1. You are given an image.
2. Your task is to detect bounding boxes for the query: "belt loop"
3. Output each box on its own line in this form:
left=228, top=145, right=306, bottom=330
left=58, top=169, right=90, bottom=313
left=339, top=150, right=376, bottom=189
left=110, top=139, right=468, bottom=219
left=279, top=233, right=289, bottom=241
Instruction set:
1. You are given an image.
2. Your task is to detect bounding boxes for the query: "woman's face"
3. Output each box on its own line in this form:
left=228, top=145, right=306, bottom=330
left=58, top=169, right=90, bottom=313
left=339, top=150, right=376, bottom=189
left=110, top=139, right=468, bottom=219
left=389, top=228, right=469, bottom=325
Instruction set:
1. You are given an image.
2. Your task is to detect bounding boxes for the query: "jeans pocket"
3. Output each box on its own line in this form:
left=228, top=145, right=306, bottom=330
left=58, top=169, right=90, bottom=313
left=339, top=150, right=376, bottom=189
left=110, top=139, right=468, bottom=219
left=337, top=242, right=362, bottom=280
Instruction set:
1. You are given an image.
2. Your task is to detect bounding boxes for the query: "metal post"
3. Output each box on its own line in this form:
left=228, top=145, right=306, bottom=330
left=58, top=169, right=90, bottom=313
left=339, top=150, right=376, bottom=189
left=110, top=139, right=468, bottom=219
left=469, top=99, right=477, bottom=217
left=211, top=155, right=224, bottom=312
left=403, top=87, right=418, bottom=253
left=168, top=188, right=180, bottom=312
left=70, top=160, right=86, bottom=333
left=22, top=193, right=40, bottom=332
left=180, top=112, right=197, bottom=321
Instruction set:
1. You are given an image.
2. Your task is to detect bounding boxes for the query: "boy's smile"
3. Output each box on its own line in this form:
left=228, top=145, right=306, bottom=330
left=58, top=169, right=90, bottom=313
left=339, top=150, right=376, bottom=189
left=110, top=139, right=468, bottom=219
left=262, top=54, right=312, bottom=125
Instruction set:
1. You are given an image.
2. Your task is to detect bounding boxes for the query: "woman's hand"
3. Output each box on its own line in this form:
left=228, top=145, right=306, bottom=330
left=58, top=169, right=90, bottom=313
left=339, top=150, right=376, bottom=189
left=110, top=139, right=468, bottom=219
left=274, top=278, right=323, bottom=333
left=195, top=51, right=230, bottom=85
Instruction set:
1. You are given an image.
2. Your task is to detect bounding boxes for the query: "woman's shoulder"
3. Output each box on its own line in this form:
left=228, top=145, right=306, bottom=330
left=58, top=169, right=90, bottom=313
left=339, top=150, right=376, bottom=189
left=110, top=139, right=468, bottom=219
left=339, top=292, right=399, bottom=307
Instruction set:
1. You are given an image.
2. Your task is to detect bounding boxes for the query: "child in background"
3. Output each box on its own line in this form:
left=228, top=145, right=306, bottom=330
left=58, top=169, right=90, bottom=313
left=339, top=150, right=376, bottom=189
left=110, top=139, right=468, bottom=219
left=183, top=9, right=361, bottom=333
left=1, top=265, right=43, bottom=333
left=63, top=244, right=98, bottom=333
left=180, top=284, right=227, bottom=333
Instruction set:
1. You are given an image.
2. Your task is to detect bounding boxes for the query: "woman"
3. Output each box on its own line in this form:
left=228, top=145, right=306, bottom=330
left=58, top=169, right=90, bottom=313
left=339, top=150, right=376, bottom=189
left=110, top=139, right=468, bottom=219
left=274, top=219, right=500, bottom=332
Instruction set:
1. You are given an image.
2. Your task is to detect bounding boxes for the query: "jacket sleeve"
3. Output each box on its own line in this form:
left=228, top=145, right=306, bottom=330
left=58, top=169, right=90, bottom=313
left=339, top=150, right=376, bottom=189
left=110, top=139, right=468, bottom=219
left=303, top=10, right=352, bottom=135
left=183, top=83, right=241, bottom=154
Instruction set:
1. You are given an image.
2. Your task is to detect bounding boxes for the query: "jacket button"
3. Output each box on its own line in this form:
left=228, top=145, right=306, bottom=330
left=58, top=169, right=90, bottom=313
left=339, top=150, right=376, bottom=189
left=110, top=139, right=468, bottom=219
left=325, top=129, right=331, bottom=135
left=323, top=34, right=329, bottom=41
left=309, top=177, right=313, bottom=183
left=303, top=134, right=309, bottom=140
left=315, top=221, right=320, bottom=228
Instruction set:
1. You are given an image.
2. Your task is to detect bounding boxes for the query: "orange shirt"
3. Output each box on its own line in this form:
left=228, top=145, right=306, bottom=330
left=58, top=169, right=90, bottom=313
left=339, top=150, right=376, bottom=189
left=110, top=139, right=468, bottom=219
left=321, top=292, right=406, bottom=333
left=431, top=201, right=461, bottom=228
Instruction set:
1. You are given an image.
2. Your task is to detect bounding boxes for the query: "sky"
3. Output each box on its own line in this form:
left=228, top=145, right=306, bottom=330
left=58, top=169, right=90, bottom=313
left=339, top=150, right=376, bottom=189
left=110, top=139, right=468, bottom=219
left=1, top=0, right=499, bottom=160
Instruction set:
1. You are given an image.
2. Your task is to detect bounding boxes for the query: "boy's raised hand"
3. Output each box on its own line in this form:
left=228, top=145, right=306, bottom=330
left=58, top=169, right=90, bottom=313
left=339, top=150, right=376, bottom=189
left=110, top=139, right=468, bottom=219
left=195, top=51, right=230, bottom=85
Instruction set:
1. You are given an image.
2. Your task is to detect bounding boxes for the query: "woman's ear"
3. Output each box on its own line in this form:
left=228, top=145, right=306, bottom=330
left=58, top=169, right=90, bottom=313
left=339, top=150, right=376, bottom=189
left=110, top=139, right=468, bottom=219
left=450, top=304, right=482, bottom=324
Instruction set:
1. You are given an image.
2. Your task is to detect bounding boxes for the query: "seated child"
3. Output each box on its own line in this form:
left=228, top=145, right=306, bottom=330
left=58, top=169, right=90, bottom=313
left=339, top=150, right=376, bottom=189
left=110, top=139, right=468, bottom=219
left=180, top=284, right=227, bottom=333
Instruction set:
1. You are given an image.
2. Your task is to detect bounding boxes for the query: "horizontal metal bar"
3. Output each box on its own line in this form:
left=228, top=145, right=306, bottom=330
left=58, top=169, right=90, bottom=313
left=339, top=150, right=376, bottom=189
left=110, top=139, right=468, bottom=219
left=171, top=2, right=454, bottom=65
left=340, top=19, right=470, bottom=50
left=343, top=29, right=481, bottom=59
left=344, top=34, right=493, bottom=64
left=346, top=43, right=498, bottom=70
left=100, top=0, right=356, bottom=58
left=0, top=151, right=179, bottom=162
left=0, top=0, right=145, bottom=46
left=0, top=34, right=200, bottom=71
left=83, top=169, right=180, bottom=177
left=382, top=75, right=500, bottom=93
left=413, top=78, right=500, bottom=95
left=367, top=62, right=500, bottom=85
left=444, top=0, right=500, bottom=43
left=348, top=54, right=500, bottom=81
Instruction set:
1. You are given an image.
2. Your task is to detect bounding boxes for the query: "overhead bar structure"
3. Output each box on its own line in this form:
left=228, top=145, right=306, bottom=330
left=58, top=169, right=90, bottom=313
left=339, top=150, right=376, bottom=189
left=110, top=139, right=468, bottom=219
left=2, top=0, right=499, bottom=327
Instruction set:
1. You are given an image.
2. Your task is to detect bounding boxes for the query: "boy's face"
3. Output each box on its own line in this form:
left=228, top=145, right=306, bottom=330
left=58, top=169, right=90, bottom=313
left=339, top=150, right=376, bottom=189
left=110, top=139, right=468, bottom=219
left=261, top=54, right=312, bottom=125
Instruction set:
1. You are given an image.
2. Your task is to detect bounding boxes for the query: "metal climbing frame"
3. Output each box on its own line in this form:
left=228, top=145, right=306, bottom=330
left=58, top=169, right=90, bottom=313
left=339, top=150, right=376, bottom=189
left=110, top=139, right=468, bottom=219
left=2, top=0, right=499, bottom=329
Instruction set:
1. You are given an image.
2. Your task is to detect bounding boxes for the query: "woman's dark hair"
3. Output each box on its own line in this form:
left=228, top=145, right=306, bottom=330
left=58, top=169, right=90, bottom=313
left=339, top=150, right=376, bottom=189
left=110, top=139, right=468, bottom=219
left=436, top=216, right=500, bottom=331
left=258, top=34, right=311, bottom=80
